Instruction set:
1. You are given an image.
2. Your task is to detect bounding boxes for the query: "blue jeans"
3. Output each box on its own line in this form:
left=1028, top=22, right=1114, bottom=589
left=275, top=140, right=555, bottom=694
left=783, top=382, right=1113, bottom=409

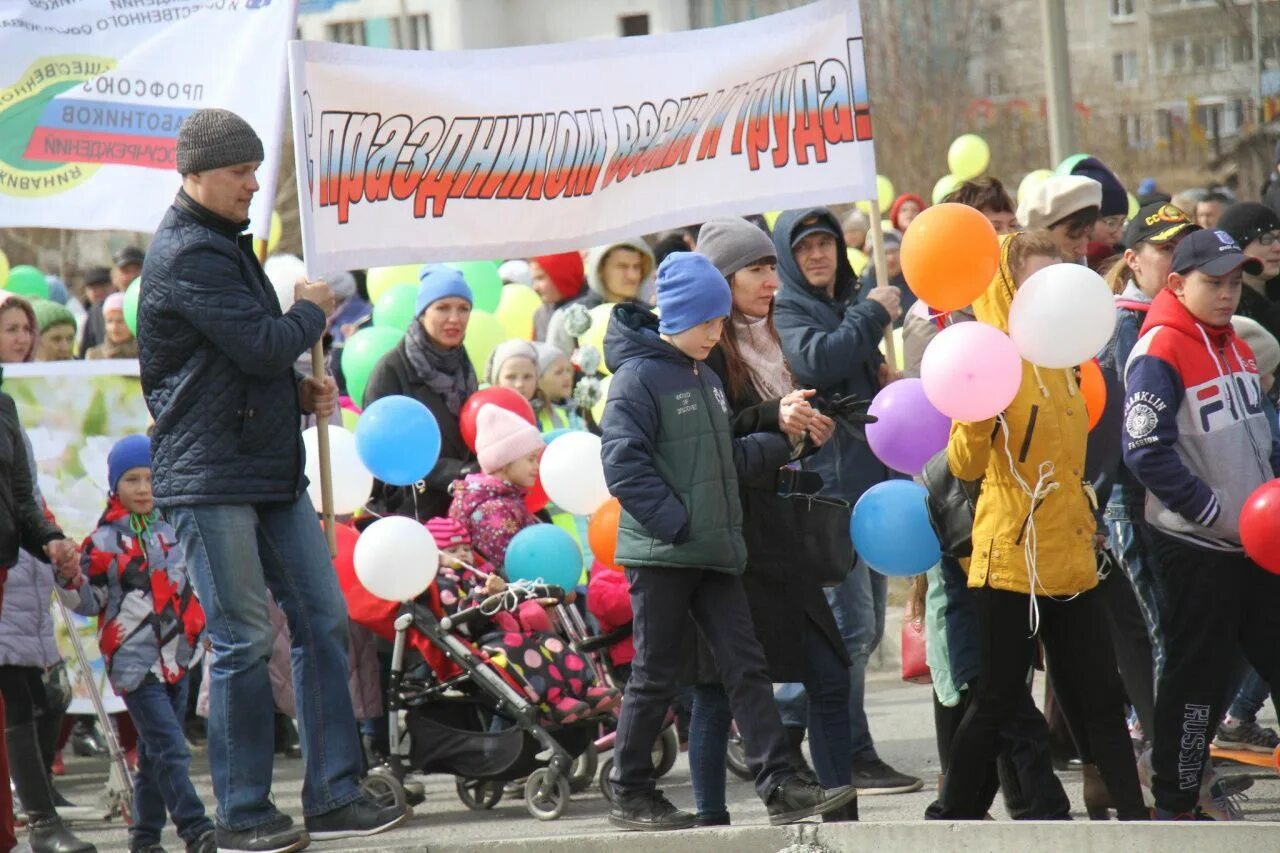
left=1106, top=509, right=1165, bottom=682
left=170, top=496, right=364, bottom=830
left=688, top=685, right=733, bottom=819
left=775, top=558, right=885, bottom=763
left=123, top=675, right=214, bottom=846
left=1228, top=667, right=1271, bottom=722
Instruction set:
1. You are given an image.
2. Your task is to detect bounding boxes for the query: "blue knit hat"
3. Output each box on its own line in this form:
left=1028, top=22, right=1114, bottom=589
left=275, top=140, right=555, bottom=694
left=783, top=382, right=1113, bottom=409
left=107, top=434, right=151, bottom=494
left=415, top=266, right=473, bottom=318
left=1069, top=157, right=1127, bottom=219
left=656, top=252, right=732, bottom=336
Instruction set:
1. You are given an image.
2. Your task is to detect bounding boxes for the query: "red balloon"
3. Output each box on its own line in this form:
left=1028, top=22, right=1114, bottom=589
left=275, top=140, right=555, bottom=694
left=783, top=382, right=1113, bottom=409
left=459, top=387, right=536, bottom=451
left=525, top=475, right=550, bottom=513
left=1242, top=479, right=1280, bottom=574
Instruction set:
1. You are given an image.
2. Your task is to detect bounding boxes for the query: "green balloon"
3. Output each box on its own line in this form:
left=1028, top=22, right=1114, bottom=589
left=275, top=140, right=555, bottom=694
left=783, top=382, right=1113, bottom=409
left=123, top=277, right=141, bottom=336
left=448, top=261, right=503, bottom=314
left=341, top=326, right=404, bottom=408
left=1054, top=153, right=1092, bottom=176
left=4, top=265, right=48, bottom=300
left=372, top=283, right=418, bottom=332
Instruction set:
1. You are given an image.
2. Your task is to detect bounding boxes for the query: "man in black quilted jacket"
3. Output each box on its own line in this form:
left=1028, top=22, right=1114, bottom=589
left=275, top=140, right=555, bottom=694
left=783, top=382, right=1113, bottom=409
left=137, top=108, right=407, bottom=853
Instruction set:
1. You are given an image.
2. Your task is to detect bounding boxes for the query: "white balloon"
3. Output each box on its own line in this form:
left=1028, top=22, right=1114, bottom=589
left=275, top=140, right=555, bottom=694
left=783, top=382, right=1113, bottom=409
left=264, top=254, right=307, bottom=313
left=302, top=426, right=372, bottom=516
left=1008, top=264, right=1117, bottom=369
left=353, top=516, right=439, bottom=602
left=541, top=432, right=611, bottom=515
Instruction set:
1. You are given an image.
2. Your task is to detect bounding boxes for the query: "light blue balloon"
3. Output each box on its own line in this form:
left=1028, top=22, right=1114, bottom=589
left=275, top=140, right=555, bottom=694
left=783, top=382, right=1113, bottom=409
left=542, top=427, right=572, bottom=445
left=850, top=480, right=940, bottom=577
left=504, top=524, right=582, bottom=590
left=355, top=395, right=441, bottom=486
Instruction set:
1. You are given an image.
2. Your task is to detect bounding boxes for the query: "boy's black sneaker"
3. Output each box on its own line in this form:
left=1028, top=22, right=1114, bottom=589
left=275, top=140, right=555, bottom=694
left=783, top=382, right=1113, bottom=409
left=766, top=776, right=859, bottom=826
left=215, top=814, right=308, bottom=853
left=303, top=796, right=409, bottom=841
left=693, top=811, right=730, bottom=827
left=185, top=829, right=217, bottom=853
left=851, top=758, right=924, bottom=795
left=608, top=790, right=696, bottom=831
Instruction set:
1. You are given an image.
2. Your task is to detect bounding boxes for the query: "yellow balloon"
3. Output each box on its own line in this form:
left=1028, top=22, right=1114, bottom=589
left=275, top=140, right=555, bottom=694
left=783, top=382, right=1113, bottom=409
left=579, top=303, right=614, bottom=358
left=847, top=247, right=869, bottom=277
left=878, top=327, right=905, bottom=372
left=931, top=174, right=961, bottom=205
left=876, top=174, right=895, bottom=210
left=763, top=211, right=781, bottom=230
left=268, top=211, right=283, bottom=253
left=0, top=249, right=9, bottom=288
left=1017, top=169, right=1054, bottom=207
left=464, top=311, right=506, bottom=375
left=947, top=134, right=990, bottom=181
left=367, top=264, right=421, bottom=304
left=1127, top=192, right=1140, bottom=220
left=494, top=284, right=542, bottom=340
left=341, top=408, right=360, bottom=431
left=592, top=375, right=611, bottom=423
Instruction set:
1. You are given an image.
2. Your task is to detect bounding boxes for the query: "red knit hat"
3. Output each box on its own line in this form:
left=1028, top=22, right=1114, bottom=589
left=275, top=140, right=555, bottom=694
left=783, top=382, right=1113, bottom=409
left=889, top=193, right=926, bottom=231
left=425, top=517, right=470, bottom=550
left=532, top=252, right=586, bottom=301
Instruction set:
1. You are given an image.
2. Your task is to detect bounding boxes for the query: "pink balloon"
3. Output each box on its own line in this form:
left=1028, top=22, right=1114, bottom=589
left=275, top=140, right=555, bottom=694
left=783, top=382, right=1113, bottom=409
left=920, top=322, right=1023, bottom=421
left=867, top=379, right=951, bottom=475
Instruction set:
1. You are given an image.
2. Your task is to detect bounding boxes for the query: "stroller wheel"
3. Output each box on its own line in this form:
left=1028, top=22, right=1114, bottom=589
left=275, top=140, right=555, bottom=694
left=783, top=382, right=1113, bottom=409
left=725, top=724, right=752, bottom=781
left=569, top=743, right=599, bottom=793
left=524, top=768, right=571, bottom=821
left=455, top=778, right=503, bottom=811
left=652, top=726, right=679, bottom=778
left=361, top=768, right=408, bottom=812
left=598, top=756, right=616, bottom=804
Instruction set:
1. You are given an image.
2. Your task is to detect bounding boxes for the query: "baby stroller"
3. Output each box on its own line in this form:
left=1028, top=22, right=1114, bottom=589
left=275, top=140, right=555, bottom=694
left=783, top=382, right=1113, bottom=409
left=349, top=580, right=595, bottom=821
left=557, top=608, right=681, bottom=800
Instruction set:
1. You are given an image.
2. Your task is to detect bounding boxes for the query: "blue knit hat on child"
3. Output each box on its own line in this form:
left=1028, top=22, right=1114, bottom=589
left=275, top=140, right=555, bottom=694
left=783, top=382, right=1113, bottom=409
left=415, top=266, right=473, bottom=318
left=655, top=252, right=732, bottom=336
left=107, top=434, right=151, bottom=494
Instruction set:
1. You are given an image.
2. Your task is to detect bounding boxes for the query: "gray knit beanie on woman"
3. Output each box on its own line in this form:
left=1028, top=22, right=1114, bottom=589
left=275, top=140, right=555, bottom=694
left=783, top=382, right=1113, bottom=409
left=176, top=108, right=265, bottom=175
left=696, top=217, right=777, bottom=278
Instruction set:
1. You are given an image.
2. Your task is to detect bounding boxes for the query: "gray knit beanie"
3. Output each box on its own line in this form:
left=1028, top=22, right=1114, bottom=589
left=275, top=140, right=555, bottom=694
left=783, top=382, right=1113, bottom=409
left=177, top=108, right=265, bottom=175
left=696, top=217, right=777, bottom=278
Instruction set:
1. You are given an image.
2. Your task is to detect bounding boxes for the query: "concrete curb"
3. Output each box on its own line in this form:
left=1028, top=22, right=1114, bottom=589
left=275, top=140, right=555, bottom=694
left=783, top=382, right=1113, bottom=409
left=370, top=819, right=1280, bottom=853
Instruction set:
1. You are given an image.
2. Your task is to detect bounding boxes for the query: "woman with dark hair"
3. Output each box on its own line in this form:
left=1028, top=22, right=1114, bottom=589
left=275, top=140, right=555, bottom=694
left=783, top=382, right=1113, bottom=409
left=677, top=217, right=856, bottom=826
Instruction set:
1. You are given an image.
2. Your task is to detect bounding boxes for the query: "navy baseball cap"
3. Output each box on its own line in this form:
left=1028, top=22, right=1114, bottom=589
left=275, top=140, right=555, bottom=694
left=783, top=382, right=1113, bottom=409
left=1171, top=229, right=1263, bottom=277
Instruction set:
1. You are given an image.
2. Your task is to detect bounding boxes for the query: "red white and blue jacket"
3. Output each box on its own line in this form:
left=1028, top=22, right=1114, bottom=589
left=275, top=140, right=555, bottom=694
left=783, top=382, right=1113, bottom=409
left=70, top=498, right=205, bottom=693
left=1123, top=289, right=1280, bottom=552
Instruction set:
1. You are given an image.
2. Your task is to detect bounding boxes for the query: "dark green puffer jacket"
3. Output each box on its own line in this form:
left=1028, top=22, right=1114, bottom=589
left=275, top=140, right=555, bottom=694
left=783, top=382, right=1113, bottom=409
left=599, top=305, right=791, bottom=573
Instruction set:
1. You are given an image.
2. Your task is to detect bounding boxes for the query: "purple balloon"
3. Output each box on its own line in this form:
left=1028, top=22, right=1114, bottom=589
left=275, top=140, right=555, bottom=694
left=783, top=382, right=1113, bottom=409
left=866, top=378, right=952, bottom=476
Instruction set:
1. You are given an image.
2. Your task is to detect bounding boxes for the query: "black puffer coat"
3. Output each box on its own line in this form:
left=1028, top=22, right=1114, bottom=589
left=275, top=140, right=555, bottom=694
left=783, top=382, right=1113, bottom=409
left=139, top=191, right=327, bottom=507
left=0, top=386, right=61, bottom=569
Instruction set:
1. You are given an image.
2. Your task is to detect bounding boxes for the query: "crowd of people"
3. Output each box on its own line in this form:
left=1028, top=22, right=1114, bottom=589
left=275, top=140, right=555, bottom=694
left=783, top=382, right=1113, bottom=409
left=1, top=106, right=1280, bottom=852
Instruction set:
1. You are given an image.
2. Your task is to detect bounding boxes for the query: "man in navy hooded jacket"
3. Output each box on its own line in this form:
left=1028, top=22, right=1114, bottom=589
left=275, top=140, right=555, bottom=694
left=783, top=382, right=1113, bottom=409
left=772, top=207, right=922, bottom=795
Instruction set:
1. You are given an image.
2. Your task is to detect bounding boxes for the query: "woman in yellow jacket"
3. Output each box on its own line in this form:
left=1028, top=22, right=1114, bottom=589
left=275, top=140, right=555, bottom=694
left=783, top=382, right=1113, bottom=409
left=926, top=231, right=1146, bottom=821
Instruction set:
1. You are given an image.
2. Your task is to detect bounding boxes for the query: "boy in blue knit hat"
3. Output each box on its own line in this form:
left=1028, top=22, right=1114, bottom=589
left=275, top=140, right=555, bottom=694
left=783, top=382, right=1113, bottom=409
left=67, top=435, right=214, bottom=853
left=599, top=252, right=857, bottom=830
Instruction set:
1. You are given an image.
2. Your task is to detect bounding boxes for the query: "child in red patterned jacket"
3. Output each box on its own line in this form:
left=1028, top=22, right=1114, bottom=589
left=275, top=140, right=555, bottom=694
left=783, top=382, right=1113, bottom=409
left=67, top=435, right=214, bottom=852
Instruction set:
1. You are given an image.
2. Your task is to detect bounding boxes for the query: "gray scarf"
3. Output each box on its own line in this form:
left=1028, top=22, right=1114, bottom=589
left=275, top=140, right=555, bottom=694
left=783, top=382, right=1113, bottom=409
left=404, top=319, right=478, bottom=415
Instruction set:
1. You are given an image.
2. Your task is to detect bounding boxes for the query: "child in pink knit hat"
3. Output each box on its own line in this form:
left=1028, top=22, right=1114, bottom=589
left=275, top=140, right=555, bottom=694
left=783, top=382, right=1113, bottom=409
left=449, top=404, right=545, bottom=567
left=425, top=515, right=618, bottom=724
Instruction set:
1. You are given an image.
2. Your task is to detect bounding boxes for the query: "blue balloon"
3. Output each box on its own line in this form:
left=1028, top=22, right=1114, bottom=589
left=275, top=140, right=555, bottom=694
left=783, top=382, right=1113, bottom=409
left=355, top=395, right=441, bottom=486
left=542, top=427, right=572, bottom=446
left=850, top=480, right=940, bottom=577
left=504, top=524, right=582, bottom=590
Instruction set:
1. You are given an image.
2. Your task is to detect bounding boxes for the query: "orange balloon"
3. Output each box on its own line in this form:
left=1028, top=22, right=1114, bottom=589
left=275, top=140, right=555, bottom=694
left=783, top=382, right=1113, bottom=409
left=900, top=203, right=1000, bottom=312
left=588, top=498, right=623, bottom=572
left=1079, top=358, right=1106, bottom=431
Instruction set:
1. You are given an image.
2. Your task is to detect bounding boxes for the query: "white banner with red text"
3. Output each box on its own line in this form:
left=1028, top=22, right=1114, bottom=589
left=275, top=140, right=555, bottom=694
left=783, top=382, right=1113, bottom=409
left=287, top=0, right=878, bottom=275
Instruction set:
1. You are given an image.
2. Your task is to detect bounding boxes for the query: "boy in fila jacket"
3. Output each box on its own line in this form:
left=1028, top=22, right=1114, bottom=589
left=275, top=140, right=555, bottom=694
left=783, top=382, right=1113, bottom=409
left=1122, top=229, right=1280, bottom=820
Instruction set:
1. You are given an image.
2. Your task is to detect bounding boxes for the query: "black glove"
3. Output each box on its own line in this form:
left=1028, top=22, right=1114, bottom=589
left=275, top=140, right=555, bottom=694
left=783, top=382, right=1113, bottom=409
left=811, top=393, right=878, bottom=444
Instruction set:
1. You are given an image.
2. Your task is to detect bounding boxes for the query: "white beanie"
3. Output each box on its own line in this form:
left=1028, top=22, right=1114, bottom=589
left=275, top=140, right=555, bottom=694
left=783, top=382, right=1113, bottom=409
left=1017, top=175, right=1102, bottom=229
left=485, top=339, right=538, bottom=386
left=475, top=405, right=544, bottom=474
left=532, top=341, right=570, bottom=377
left=1232, top=316, right=1280, bottom=377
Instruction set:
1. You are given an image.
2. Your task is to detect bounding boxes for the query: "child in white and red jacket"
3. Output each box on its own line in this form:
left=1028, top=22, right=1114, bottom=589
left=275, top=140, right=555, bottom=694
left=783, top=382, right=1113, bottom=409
left=67, top=435, right=214, bottom=852
left=1123, top=229, right=1280, bottom=820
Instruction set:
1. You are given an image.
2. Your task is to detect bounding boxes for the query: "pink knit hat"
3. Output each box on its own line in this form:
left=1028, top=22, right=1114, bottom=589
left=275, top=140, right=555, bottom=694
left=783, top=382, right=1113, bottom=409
left=475, top=404, right=544, bottom=474
left=425, top=517, right=470, bottom=550
left=103, top=292, right=126, bottom=314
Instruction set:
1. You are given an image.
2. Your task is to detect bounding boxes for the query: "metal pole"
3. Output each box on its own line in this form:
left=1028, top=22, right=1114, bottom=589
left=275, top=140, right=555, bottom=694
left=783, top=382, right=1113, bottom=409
left=1039, top=0, right=1076, bottom=165
left=1253, top=0, right=1264, bottom=126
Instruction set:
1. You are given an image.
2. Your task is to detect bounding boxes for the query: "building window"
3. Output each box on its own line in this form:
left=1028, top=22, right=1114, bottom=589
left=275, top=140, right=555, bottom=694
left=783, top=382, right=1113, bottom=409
left=1193, top=37, right=1228, bottom=70
left=1113, top=50, right=1139, bottom=84
left=1120, top=113, right=1148, bottom=149
left=1232, top=35, right=1254, bottom=64
left=620, top=14, right=650, bottom=36
left=1109, top=0, right=1135, bottom=19
left=326, top=21, right=366, bottom=45
left=393, top=13, right=430, bottom=49
left=984, top=71, right=1005, bottom=97
left=1196, top=99, right=1245, bottom=138
left=1161, top=38, right=1189, bottom=74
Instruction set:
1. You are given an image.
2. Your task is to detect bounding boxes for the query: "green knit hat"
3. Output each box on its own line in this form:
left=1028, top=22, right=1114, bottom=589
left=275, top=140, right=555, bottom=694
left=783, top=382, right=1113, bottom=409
left=30, top=298, right=75, bottom=333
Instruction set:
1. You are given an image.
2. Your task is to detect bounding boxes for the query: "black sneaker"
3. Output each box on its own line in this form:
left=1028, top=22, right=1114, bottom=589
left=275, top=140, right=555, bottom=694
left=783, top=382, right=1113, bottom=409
left=303, top=796, right=409, bottom=842
left=693, top=811, right=730, bottom=827
left=129, top=842, right=167, bottom=853
left=608, top=790, right=696, bottom=831
left=215, top=814, right=308, bottom=853
left=765, top=776, right=859, bottom=826
left=185, top=829, right=216, bottom=853
left=822, top=798, right=860, bottom=823
left=851, top=758, right=924, bottom=795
